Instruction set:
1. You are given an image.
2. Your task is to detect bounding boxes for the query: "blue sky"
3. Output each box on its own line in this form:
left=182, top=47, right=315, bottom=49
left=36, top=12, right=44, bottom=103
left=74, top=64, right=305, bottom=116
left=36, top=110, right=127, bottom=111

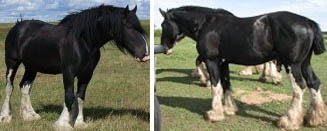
left=155, top=0, right=327, bottom=31
left=0, top=0, right=149, bottom=22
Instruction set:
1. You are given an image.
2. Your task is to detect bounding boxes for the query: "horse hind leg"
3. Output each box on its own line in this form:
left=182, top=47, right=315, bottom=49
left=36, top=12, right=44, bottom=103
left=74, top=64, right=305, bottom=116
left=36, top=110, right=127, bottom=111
left=239, top=66, right=255, bottom=76
left=19, top=69, right=40, bottom=121
left=192, top=56, right=210, bottom=87
left=301, top=59, right=325, bottom=126
left=278, top=64, right=305, bottom=130
left=270, top=61, right=282, bottom=85
left=0, top=61, right=20, bottom=123
left=259, top=62, right=270, bottom=82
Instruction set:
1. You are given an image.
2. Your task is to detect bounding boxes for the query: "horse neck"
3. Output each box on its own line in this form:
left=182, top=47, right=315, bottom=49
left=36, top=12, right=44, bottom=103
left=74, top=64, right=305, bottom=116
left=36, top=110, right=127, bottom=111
left=172, top=13, right=205, bottom=40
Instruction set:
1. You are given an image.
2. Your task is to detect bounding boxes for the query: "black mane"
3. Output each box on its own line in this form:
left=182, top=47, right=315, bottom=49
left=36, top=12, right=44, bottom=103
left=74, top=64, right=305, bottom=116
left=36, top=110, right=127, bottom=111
left=59, top=5, right=126, bottom=49
left=168, top=6, right=234, bottom=16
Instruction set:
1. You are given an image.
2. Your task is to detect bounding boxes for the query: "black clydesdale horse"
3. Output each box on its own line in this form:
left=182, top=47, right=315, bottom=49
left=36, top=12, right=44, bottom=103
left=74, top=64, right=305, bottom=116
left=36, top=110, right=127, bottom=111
left=0, top=5, right=149, bottom=130
left=159, top=6, right=325, bottom=130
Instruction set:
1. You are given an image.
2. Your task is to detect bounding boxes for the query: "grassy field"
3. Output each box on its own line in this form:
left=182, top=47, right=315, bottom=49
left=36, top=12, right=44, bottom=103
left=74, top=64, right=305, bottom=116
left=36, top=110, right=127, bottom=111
left=0, top=20, right=149, bottom=130
left=155, top=30, right=327, bottom=131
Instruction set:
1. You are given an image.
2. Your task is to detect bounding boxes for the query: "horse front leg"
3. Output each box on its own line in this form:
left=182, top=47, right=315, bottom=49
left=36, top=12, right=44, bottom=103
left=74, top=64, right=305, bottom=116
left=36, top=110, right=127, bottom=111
left=220, top=62, right=237, bottom=116
left=204, top=59, right=224, bottom=122
left=74, top=72, right=95, bottom=128
left=54, top=69, right=78, bottom=130
left=192, top=56, right=209, bottom=86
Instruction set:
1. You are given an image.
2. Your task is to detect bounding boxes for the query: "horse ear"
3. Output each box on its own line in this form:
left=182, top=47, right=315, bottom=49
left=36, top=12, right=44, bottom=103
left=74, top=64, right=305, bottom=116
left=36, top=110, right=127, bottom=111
left=124, top=5, right=129, bottom=16
left=159, top=8, right=168, bottom=19
left=132, top=5, right=137, bottom=13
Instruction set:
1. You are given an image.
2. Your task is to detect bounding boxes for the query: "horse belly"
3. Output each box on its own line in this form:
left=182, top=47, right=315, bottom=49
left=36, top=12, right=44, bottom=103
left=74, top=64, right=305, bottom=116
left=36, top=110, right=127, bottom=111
left=22, top=45, right=62, bottom=74
left=221, top=43, right=274, bottom=65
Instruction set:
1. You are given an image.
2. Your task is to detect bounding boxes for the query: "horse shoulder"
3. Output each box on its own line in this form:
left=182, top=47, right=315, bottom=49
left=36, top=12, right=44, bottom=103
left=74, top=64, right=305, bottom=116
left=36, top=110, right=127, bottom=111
left=198, top=30, right=220, bottom=60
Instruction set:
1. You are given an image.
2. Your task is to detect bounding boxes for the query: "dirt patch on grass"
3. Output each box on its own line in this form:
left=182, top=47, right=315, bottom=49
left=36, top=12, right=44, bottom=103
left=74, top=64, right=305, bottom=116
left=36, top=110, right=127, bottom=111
left=234, top=87, right=291, bottom=105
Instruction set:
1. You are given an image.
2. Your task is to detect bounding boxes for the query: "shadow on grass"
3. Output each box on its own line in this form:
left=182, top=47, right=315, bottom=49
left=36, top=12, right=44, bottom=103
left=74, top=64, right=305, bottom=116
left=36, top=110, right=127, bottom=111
left=36, top=104, right=149, bottom=122
left=156, top=68, right=275, bottom=86
left=157, top=96, right=281, bottom=124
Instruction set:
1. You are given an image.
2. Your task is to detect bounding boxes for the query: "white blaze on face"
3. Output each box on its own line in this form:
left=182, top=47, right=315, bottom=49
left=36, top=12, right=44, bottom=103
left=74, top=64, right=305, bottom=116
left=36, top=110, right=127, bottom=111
left=141, top=35, right=148, bottom=55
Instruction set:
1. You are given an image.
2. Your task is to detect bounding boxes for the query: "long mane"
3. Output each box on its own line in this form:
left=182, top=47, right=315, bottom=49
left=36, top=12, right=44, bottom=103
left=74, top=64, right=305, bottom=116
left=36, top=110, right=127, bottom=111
left=59, top=5, right=126, bottom=50
left=168, top=6, right=234, bottom=16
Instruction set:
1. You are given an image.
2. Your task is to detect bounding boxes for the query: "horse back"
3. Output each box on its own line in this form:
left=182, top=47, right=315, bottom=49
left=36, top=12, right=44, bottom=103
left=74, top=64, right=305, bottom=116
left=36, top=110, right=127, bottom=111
left=5, top=20, right=68, bottom=74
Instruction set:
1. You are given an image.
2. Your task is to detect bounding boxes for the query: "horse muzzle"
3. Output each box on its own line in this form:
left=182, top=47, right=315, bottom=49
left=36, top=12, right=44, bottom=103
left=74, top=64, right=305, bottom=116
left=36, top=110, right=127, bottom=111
left=136, top=55, right=150, bottom=62
left=165, top=48, right=173, bottom=55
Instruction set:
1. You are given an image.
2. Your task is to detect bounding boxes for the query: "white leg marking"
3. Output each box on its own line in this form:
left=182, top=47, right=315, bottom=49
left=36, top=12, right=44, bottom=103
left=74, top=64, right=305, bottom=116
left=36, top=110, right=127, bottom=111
left=270, top=61, right=282, bottom=84
left=204, top=81, right=224, bottom=122
left=259, top=62, right=270, bottom=82
left=0, top=69, right=13, bottom=123
left=278, top=72, right=304, bottom=130
left=304, top=88, right=326, bottom=126
left=20, top=83, right=40, bottom=121
left=255, top=64, right=264, bottom=74
left=54, top=103, right=73, bottom=131
left=193, top=63, right=209, bottom=86
left=74, top=98, right=87, bottom=128
left=223, top=90, right=238, bottom=115
left=239, top=66, right=254, bottom=76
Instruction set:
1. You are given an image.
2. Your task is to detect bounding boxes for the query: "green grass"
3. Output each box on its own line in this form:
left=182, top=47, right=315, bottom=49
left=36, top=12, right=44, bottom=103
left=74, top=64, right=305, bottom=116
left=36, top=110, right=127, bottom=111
left=0, top=20, right=149, bottom=130
left=155, top=30, right=327, bottom=131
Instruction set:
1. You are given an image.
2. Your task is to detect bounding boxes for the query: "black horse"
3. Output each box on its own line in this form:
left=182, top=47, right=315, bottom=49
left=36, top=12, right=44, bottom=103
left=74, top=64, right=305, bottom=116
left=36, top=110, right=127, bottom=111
left=159, top=6, right=325, bottom=130
left=0, top=5, right=149, bottom=130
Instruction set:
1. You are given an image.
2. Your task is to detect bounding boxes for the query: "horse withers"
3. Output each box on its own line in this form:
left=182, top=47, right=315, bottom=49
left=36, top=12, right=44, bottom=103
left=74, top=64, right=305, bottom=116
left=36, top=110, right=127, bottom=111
left=0, top=5, right=149, bottom=130
left=159, top=6, right=325, bottom=130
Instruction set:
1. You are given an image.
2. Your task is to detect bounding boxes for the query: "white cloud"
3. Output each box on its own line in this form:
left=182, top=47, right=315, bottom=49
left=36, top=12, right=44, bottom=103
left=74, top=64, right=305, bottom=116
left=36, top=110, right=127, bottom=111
left=154, top=0, right=327, bottom=31
left=0, top=0, right=149, bottom=22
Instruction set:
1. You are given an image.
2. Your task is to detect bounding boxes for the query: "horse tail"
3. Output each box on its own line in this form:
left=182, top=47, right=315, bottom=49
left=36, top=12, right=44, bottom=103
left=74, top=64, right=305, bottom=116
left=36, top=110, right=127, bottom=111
left=309, top=20, right=325, bottom=55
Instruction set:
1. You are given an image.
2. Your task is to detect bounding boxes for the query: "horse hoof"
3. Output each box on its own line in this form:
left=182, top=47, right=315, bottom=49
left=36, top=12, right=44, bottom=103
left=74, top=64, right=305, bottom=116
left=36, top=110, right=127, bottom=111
left=259, top=77, right=268, bottom=82
left=224, top=104, right=238, bottom=116
left=278, top=115, right=302, bottom=131
left=21, top=111, right=41, bottom=121
left=304, top=103, right=326, bottom=126
left=204, top=110, right=224, bottom=122
left=53, top=121, right=73, bottom=131
left=74, top=121, right=88, bottom=129
left=0, top=114, right=12, bottom=123
left=272, top=80, right=281, bottom=85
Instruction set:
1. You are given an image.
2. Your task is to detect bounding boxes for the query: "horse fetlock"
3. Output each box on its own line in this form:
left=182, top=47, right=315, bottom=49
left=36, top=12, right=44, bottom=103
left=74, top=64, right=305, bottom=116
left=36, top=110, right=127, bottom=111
left=53, top=120, right=74, bottom=131
left=74, top=120, right=88, bottom=129
left=192, top=69, right=201, bottom=78
left=20, top=109, right=40, bottom=121
left=200, top=77, right=208, bottom=87
left=278, top=110, right=303, bottom=130
left=304, top=92, right=326, bottom=126
left=272, top=73, right=282, bottom=85
left=223, top=91, right=238, bottom=115
left=0, top=113, right=12, bottom=123
left=204, top=109, right=225, bottom=122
